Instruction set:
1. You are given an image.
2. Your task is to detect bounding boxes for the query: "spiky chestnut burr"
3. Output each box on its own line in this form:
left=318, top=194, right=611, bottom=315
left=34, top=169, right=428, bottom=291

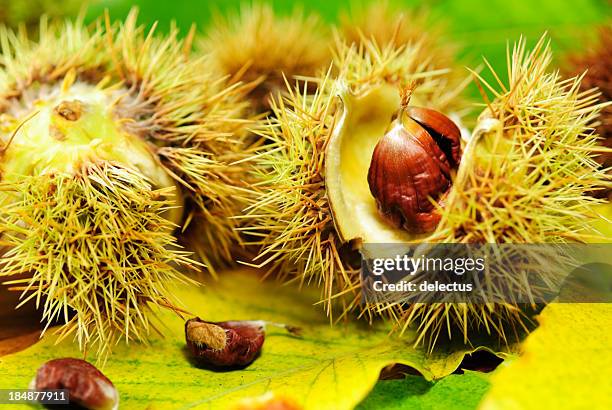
left=409, top=36, right=610, bottom=346
left=0, top=11, right=252, bottom=359
left=339, top=1, right=460, bottom=79
left=243, top=36, right=467, bottom=317
left=200, top=3, right=331, bottom=112
left=243, top=34, right=610, bottom=348
left=565, top=25, right=612, bottom=198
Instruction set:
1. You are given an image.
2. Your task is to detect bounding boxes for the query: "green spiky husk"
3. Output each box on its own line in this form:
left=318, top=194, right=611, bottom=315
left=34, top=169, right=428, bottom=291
left=340, top=1, right=455, bottom=64
left=243, top=35, right=610, bottom=348
left=0, top=11, right=252, bottom=358
left=410, top=37, right=610, bottom=346
left=200, top=3, right=331, bottom=112
left=243, top=38, right=467, bottom=319
left=0, top=163, right=195, bottom=355
left=566, top=24, right=612, bottom=197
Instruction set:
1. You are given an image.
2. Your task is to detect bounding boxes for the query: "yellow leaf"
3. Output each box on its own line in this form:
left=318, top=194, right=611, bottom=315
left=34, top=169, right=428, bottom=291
left=479, top=303, right=612, bottom=410
left=0, top=269, right=512, bottom=409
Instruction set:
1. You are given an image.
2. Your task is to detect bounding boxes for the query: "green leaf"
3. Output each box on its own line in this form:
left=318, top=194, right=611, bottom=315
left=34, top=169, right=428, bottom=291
left=479, top=303, right=612, bottom=410
left=358, top=372, right=491, bottom=410
left=0, top=269, right=510, bottom=410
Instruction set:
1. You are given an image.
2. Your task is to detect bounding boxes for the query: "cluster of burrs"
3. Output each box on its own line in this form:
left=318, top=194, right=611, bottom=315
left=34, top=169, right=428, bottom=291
left=0, top=2, right=609, bottom=359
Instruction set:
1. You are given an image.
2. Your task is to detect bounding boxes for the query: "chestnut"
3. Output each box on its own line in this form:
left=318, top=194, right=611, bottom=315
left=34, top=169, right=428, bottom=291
left=185, top=318, right=265, bottom=367
left=367, top=87, right=462, bottom=233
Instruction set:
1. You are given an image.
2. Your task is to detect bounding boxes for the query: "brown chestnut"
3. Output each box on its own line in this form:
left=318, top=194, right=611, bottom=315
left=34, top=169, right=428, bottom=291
left=367, top=89, right=462, bottom=233
left=31, top=358, right=118, bottom=410
left=185, top=318, right=266, bottom=367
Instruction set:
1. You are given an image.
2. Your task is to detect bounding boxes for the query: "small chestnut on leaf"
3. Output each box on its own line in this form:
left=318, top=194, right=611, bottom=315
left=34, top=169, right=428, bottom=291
left=367, top=85, right=462, bottom=233
left=31, top=358, right=119, bottom=410
left=185, top=318, right=301, bottom=368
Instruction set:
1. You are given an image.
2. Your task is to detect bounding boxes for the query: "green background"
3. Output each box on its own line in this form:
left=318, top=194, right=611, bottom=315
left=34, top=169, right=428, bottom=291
left=88, top=0, right=611, bottom=101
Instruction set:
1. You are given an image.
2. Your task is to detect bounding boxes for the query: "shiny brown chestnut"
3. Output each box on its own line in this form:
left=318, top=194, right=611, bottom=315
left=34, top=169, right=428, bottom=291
left=31, top=358, right=119, bottom=410
left=185, top=318, right=266, bottom=367
left=367, top=90, right=462, bottom=234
